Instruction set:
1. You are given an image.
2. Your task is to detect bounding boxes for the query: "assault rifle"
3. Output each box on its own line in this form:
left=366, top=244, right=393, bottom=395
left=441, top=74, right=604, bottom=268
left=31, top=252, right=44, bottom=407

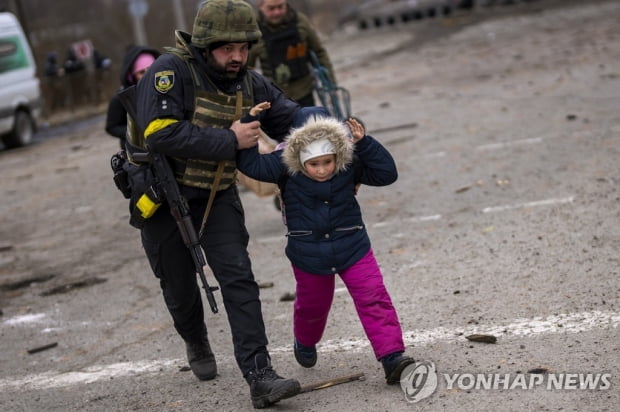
left=117, top=85, right=219, bottom=314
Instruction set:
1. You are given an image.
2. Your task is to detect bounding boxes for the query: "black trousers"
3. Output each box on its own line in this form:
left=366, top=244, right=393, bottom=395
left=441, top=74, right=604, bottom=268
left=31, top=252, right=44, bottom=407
left=141, top=185, right=268, bottom=376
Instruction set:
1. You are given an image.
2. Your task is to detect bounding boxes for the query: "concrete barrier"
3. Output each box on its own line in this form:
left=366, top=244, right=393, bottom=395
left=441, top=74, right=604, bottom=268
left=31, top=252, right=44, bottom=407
left=341, top=0, right=541, bottom=32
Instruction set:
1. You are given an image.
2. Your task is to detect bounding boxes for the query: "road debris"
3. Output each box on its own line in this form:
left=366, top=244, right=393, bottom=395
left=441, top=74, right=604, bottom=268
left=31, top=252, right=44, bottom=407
left=300, top=372, right=365, bottom=394
left=528, top=367, right=550, bottom=374
left=280, top=292, right=296, bottom=302
left=0, top=274, right=56, bottom=291
left=27, top=342, right=58, bottom=354
left=40, top=277, right=107, bottom=296
left=465, top=334, right=497, bottom=344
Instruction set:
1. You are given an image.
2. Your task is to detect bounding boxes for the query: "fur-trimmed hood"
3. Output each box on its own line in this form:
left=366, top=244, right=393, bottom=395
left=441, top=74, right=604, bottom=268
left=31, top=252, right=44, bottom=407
left=282, top=116, right=354, bottom=175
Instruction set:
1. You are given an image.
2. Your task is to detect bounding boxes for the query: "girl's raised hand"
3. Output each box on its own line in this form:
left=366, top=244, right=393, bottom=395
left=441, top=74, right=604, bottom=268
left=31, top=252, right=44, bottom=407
left=346, top=117, right=365, bottom=141
left=250, top=101, right=271, bottom=116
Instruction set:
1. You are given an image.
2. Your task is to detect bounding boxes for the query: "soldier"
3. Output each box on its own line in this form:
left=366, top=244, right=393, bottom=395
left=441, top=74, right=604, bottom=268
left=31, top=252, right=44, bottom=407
left=249, top=0, right=337, bottom=107
left=134, top=0, right=302, bottom=408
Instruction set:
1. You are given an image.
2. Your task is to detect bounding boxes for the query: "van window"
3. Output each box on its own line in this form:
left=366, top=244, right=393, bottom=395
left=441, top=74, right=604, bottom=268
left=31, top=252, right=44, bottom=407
left=0, top=36, right=30, bottom=73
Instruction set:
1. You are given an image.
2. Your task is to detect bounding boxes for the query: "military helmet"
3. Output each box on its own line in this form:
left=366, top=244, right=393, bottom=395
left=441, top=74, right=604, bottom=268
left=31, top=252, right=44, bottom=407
left=192, top=0, right=262, bottom=49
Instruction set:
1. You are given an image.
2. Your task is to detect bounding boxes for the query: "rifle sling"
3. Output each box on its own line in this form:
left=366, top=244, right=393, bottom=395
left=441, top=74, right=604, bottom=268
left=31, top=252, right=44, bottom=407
left=199, top=90, right=244, bottom=237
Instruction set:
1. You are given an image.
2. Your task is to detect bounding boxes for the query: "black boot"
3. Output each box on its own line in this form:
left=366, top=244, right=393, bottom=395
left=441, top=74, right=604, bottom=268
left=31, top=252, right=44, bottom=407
left=245, top=353, right=301, bottom=409
left=185, top=335, right=217, bottom=381
left=293, top=338, right=317, bottom=368
left=381, top=352, right=415, bottom=385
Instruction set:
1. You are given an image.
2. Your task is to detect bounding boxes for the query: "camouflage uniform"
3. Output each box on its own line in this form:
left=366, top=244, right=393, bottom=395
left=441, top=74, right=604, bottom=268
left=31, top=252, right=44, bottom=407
left=248, top=5, right=336, bottom=106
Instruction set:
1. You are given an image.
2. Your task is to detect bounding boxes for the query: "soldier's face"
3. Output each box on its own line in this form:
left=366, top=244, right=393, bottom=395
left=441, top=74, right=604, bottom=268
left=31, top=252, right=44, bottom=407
left=259, top=0, right=287, bottom=25
left=208, top=42, right=249, bottom=76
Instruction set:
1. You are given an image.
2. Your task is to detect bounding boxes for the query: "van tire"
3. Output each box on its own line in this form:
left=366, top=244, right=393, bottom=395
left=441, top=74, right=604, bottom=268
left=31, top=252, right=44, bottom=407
left=3, top=110, right=34, bottom=148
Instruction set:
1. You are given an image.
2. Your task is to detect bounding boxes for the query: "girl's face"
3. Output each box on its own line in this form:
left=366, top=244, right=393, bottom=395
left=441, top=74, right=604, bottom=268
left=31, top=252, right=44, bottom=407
left=303, top=154, right=337, bottom=182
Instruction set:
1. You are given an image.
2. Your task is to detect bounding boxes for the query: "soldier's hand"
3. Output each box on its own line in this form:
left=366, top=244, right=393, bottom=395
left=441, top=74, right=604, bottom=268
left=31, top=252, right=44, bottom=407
left=231, top=119, right=261, bottom=149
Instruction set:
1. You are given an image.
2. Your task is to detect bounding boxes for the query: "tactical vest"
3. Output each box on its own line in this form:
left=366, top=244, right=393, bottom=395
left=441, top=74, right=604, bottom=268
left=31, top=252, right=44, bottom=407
left=167, top=44, right=256, bottom=191
left=259, top=13, right=310, bottom=86
left=126, top=115, right=142, bottom=152
left=124, top=38, right=254, bottom=192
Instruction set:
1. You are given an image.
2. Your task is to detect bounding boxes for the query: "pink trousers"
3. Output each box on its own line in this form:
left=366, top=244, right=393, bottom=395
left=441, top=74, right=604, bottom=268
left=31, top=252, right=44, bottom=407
left=292, top=249, right=405, bottom=360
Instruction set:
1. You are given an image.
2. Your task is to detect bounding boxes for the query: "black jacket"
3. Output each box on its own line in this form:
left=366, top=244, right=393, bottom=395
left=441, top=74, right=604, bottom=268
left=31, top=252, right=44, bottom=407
left=135, top=33, right=300, bottom=164
left=105, top=45, right=160, bottom=145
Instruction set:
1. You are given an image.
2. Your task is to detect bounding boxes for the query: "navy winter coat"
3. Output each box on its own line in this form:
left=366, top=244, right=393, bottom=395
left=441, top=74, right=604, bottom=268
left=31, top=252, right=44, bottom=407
left=237, top=117, right=397, bottom=274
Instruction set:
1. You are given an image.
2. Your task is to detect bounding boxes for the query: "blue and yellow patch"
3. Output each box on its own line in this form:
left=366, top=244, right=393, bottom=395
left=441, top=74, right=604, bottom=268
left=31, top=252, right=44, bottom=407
left=154, top=70, right=174, bottom=93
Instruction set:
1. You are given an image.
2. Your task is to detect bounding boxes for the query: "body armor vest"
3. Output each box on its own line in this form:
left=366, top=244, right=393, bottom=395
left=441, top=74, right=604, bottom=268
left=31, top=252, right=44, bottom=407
left=126, top=114, right=143, bottom=153
left=259, top=13, right=310, bottom=86
left=166, top=44, right=254, bottom=191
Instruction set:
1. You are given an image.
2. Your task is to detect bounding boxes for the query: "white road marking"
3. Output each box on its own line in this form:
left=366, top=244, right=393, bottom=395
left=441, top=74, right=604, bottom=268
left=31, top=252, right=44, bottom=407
left=312, top=310, right=619, bottom=353
left=472, top=128, right=607, bottom=153
left=370, top=221, right=390, bottom=228
left=3, top=313, right=47, bottom=325
left=408, top=214, right=442, bottom=223
left=254, top=235, right=285, bottom=244
left=365, top=194, right=573, bottom=231
left=420, top=127, right=611, bottom=160
left=476, top=137, right=543, bottom=151
left=2, top=313, right=91, bottom=330
left=370, top=214, right=441, bottom=230
left=482, top=196, right=574, bottom=213
left=423, top=151, right=447, bottom=158
left=1, top=310, right=616, bottom=392
left=401, top=261, right=426, bottom=269
left=0, top=359, right=179, bottom=391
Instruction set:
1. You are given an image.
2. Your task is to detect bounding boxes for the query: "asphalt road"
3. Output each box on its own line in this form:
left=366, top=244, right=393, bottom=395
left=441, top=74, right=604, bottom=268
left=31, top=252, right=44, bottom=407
left=1, top=1, right=619, bottom=411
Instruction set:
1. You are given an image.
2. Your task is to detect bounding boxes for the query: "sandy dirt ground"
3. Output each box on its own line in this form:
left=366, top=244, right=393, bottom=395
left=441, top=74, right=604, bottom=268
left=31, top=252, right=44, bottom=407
left=1, top=1, right=619, bottom=411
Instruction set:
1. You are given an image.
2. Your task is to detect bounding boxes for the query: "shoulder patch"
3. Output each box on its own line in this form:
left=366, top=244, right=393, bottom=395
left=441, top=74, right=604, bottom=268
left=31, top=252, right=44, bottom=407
left=154, top=70, right=174, bottom=93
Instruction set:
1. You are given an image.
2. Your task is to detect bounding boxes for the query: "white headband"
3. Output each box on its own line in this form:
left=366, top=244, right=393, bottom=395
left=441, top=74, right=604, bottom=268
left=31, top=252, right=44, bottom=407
left=299, top=138, right=335, bottom=165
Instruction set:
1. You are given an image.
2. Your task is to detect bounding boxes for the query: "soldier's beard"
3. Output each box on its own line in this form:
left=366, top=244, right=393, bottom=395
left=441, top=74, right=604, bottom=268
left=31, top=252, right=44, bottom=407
left=224, top=64, right=243, bottom=79
left=206, top=53, right=245, bottom=79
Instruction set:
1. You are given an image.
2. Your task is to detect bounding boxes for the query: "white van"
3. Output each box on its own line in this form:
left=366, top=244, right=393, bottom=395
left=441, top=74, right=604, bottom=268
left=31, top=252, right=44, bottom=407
left=0, top=12, right=42, bottom=148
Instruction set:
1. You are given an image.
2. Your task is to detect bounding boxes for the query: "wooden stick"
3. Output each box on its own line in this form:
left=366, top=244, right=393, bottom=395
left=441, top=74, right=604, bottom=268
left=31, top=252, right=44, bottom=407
left=300, top=372, right=365, bottom=394
left=27, top=342, right=58, bottom=354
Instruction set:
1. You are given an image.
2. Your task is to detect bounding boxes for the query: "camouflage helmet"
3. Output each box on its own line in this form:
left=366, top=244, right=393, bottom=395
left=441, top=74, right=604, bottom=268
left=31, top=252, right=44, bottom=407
left=192, top=0, right=262, bottom=49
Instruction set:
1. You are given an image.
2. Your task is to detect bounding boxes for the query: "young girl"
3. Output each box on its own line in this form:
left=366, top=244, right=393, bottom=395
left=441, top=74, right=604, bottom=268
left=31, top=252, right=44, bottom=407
left=236, top=107, right=414, bottom=384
